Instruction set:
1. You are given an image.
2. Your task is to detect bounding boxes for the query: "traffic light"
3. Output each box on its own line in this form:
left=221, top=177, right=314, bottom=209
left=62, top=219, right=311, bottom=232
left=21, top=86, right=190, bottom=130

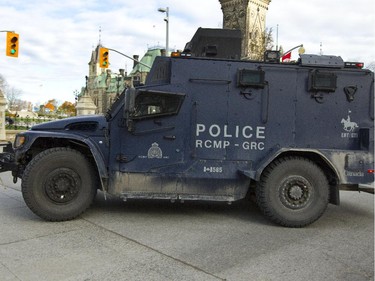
left=99, top=47, right=109, bottom=68
left=6, top=32, right=19, bottom=58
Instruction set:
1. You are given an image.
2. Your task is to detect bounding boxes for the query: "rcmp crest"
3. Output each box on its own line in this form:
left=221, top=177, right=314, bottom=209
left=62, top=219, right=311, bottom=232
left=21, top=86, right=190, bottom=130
left=147, top=143, right=163, bottom=159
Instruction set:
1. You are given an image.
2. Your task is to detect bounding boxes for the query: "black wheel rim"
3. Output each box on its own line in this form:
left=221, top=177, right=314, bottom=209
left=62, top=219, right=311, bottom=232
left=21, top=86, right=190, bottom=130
left=279, top=176, right=312, bottom=210
left=44, top=168, right=81, bottom=203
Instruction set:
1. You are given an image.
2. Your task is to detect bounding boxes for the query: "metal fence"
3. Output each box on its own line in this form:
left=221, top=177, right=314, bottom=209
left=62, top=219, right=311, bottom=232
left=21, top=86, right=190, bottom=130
left=5, top=116, right=58, bottom=130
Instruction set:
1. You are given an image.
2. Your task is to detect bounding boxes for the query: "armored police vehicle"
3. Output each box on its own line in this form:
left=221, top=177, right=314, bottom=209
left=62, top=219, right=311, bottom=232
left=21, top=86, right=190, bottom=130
left=0, top=28, right=373, bottom=227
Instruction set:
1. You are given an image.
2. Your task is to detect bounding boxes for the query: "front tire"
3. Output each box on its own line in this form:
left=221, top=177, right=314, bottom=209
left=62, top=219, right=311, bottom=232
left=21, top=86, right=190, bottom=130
left=22, top=147, right=98, bottom=221
left=256, top=157, right=329, bottom=227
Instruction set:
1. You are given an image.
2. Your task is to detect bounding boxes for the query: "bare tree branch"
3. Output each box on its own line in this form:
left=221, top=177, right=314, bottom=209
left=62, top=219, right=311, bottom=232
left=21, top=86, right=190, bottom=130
left=5, top=86, right=23, bottom=111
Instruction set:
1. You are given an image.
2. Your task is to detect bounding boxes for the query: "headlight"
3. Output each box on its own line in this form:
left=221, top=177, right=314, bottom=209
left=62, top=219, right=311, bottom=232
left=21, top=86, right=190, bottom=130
left=14, top=135, right=26, bottom=148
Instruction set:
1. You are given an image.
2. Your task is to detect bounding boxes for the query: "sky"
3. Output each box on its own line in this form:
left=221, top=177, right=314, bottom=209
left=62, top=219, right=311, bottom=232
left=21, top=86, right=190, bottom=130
left=0, top=0, right=374, bottom=107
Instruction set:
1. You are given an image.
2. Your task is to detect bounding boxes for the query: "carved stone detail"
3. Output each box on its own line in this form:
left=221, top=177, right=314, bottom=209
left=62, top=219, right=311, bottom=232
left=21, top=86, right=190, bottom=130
left=219, top=0, right=271, bottom=60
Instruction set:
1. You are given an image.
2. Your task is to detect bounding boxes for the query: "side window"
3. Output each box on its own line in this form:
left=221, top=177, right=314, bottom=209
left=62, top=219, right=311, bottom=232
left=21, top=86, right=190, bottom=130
left=132, top=91, right=185, bottom=119
left=237, top=69, right=265, bottom=88
left=308, top=70, right=337, bottom=92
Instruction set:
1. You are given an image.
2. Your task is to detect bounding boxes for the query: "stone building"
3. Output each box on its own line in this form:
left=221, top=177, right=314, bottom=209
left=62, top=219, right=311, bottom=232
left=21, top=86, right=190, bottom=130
left=85, top=45, right=129, bottom=114
left=219, top=0, right=271, bottom=60
left=79, top=45, right=164, bottom=114
left=130, top=48, right=165, bottom=86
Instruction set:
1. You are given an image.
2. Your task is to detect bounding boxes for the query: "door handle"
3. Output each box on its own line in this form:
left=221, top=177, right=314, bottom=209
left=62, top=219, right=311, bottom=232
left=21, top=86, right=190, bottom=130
left=163, top=135, right=176, bottom=140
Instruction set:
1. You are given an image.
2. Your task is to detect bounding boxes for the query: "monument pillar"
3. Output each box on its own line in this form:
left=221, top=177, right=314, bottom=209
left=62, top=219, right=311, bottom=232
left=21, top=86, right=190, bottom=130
left=0, top=88, right=7, bottom=141
left=76, top=90, right=97, bottom=116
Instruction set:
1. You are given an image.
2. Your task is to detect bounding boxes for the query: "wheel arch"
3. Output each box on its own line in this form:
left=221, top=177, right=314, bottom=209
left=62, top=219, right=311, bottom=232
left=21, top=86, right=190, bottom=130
left=18, top=136, right=108, bottom=190
left=256, top=149, right=340, bottom=205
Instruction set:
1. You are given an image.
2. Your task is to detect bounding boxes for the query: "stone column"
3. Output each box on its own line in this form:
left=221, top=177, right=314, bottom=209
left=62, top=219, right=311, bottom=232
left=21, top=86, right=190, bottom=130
left=0, top=88, right=7, bottom=141
left=76, top=91, right=97, bottom=116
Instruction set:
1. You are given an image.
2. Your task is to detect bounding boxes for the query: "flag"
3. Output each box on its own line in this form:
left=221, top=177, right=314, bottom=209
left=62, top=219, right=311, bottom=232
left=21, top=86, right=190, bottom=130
left=282, top=51, right=291, bottom=62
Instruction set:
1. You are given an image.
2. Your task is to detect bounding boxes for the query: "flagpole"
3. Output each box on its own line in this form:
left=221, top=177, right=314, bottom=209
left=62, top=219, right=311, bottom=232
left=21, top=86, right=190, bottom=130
left=276, top=24, right=279, bottom=51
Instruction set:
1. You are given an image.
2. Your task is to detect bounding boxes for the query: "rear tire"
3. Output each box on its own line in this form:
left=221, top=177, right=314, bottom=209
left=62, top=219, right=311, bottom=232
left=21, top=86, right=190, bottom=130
left=256, top=157, right=329, bottom=227
left=22, top=147, right=98, bottom=221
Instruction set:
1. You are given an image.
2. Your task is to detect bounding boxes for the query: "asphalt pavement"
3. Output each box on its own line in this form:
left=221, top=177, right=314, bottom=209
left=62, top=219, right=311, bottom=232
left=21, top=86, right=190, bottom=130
left=0, top=171, right=374, bottom=281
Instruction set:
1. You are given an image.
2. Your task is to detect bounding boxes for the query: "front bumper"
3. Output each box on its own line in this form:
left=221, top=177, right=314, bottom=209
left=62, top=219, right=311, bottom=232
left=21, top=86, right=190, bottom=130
left=0, top=142, right=16, bottom=173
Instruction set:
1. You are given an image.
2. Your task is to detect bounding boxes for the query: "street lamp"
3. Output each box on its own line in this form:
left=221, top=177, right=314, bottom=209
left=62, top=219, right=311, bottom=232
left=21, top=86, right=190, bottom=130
left=158, top=7, right=169, bottom=56
left=73, top=89, right=79, bottom=104
left=282, top=44, right=305, bottom=57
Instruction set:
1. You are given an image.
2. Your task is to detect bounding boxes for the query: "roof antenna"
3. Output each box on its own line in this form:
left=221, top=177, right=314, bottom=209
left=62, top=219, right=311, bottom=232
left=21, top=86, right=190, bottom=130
left=320, top=42, right=323, bottom=55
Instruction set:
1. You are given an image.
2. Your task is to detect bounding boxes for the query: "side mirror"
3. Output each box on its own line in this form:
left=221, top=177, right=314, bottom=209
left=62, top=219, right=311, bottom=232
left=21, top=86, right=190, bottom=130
left=125, top=87, right=136, bottom=132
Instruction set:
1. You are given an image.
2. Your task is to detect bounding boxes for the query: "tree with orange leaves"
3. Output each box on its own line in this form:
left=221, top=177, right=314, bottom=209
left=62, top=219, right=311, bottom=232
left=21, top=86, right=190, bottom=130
left=58, top=101, right=76, bottom=116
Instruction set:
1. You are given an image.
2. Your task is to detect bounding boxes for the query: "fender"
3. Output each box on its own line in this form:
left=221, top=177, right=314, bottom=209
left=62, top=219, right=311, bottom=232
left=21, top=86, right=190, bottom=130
left=239, top=147, right=373, bottom=185
left=239, top=148, right=340, bottom=182
left=15, top=130, right=109, bottom=181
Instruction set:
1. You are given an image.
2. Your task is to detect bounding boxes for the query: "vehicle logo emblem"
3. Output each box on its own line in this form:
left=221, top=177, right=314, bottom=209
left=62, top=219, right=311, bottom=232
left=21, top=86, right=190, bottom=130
left=148, top=143, right=163, bottom=159
left=341, top=111, right=358, bottom=132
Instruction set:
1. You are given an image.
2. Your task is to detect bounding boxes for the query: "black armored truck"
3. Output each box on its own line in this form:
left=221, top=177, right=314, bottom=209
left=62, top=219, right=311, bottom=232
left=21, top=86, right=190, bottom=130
left=1, top=28, right=373, bottom=227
